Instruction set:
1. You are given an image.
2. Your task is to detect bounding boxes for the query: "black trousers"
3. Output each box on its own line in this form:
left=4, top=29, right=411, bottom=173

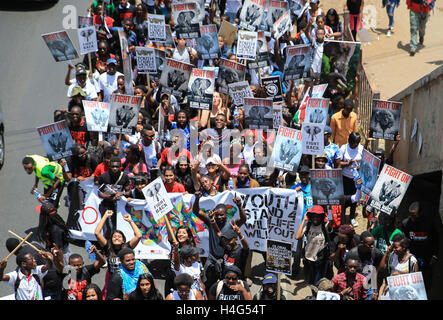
left=342, top=176, right=357, bottom=223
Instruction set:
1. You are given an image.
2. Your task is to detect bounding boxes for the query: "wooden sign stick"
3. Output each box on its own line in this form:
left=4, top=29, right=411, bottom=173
left=8, top=230, right=43, bottom=255
left=4, top=232, right=33, bottom=261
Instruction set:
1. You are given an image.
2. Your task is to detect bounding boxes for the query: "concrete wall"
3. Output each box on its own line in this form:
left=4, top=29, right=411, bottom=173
left=388, top=65, right=443, bottom=221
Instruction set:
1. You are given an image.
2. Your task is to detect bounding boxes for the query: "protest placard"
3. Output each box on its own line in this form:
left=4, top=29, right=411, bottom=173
left=271, top=126, right=303, bottom=172
left=41, top=30, right=79, bottom=62
left=151, top=48, right=166, bottom=81
left=369, top=99, right=402, bottom=141
left=266, top=239, right=293, bottom=275
left=172, top=2, right=201, bottom=39
left=367, top=164, right=412, bottom=215
left=78, top=16, right=93, bottom=29
left=239, top=0, right=266, bottom=31
left=164, top=25, right=176, bottom=49
left=273, top=10, right=292, bottom=40
left=197, top=24, right=220, bottom=60
left=288, top=0, right=309, bottom=19
left=359, top=149, right=381, bottom=195
left=284, top=44, right=311, bottom=80
left=302, top=123, right=325, bottom=155
left=228, top=81, right=254, bottom=107
left=304, top=98, right=329, bottom=125
left=237, top=30, right=258, bottom=61
left=248, top=31, right=270, bottom=69
left=243, top=98, right=274, bottom=129
left=37, top=120, right=75, bottom=161
left=142, top=177, right=174, bottom=222
left=216, top=58, right=246, bottom=94
left=311, top=169, right=345, bottom=205
left=108, top=94, right=142, bottom=135
left=218, top=20, right=238, bottom=48
left=311, top=83, right=328, bottom=98
left=273, top=104, right=283, bottom=129
left=187, top=68, right=215, bottom=110
left=321, top=40, right=360, bottom=96
left=261, top=75, right=283, bottom=103
left=118, top=29, right=134, bottom=95
left=159, top=58, right=193, bottom=98
left=77, top=26, right=98, bottom=55
left=82, top=100, right=110, bottom=132
left=147, top=14, right=166, bottom=42
left=387, top=272, right=427, bottom=300
left=135, top=46, right=157, bottom=74
left=317, top=291, right=341, bottom=300
left=265, top=0, right=288, bottom=36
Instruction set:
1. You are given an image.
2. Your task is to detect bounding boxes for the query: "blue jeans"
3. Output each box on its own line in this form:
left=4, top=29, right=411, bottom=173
left=386, top=5, right=396, bottom=28
left=367, top=288, right=375, bottom=300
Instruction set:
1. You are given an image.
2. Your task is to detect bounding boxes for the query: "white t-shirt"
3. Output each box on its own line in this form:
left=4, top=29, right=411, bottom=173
left=6, top=266, right=48, bottom=300
left=303, top=223, right=326, bottom=262
left=339, top=143, right=363, bottom=179
left=174, top=262, right=203, bottom=292
left=67, top=79, right=98, bottom=100
left=225, top=0, right=242, bottom=13
left=243, top=143, right=256, bottom=167
left=311, top=39, right=324, bottom=74
left=98, top=71, right=124, bottom=103
left=141, top=140, right=161, bottom=169
left=389, top=253, right=418, bottom=275
left=172, top=47, right=192, bottom=64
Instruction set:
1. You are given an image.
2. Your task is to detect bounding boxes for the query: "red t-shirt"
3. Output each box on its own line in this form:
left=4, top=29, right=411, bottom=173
left=160, top=148, right=192, bottom=166
left=93, top=162, right=109, bottom=178
left=164, top=181, right=185, bottom=193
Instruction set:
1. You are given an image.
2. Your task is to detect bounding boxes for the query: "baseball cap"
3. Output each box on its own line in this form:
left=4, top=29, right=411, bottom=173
left=76, top=68, right=87, bottom=76
left=299, top=165, right=311, bottom=174
left=206, top=156, right=218, bottom=166
left=107, top=58, right=117, bottom=65
left=324, top=126, right=332, bottom=135
left=309, top=205, right=325, bottom=215
left=310, top=0, right=319, bottom=3
left=263, top=273, right=278, bottom=285
left=316, top=153, right=328, bottom=160
left=40, top=202, right=57, bottom=216
left=177, top=156, right=188, bottom=164
left=179, top=245, right=200, bottom=260
left=220, top=228, right=238, bottom=240
left=70, top=86, right=86, bottom=98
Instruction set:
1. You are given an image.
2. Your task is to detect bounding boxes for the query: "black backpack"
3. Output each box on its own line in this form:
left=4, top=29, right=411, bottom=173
left=14, top=268, right=42, bottom=300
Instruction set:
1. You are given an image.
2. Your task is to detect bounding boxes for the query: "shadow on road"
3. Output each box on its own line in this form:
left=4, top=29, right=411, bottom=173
left=0, top=0, right=58, bottom=12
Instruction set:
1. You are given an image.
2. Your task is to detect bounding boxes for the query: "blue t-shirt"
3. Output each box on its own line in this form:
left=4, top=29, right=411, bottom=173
left=290, top=183, right=313, bottom=219
left=324, top=142, right=341, bottom=168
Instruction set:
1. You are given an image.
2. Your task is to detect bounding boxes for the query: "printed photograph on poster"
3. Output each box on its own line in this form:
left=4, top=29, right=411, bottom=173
left=248, top=31, right=270, bottom=69
left=187, top=68, right=215, bottom=110
left=37, top=120, right=75, bottom=161
left=302, top=123, right=325, bottom=156
left=172, top=2, right=201, bottom=39
left=108, top=94, right=142, bottom=135
left=78, top=16, right=93, bottom=29
left=273, top=104, right=283, bottom=129
left=311, top=83, right=328, bottom=98
left=141, top=177, right=174, bottom=222
left=311, top=169, right=345, bottom=205
left=82, top=100, right=110, bottom=132
left=284, top=44, right=311, bottom=80
left=77, top=26, right=98, bottom=55
left=321, top=40, right=360, bottom=96
left=387, top=272, right=427, bottom=300
left=159, top=58, right=193, bottom=98
left=243, top=97, right=274, bottom=129
left=164, top=25, right=176, bottom=49
left=239, top=0, right=266, bottom=31
left=41, top=30, right=79, bottom=62
left=359, top=149, right=381, bottom=195
left=135, top=46, right=157, bottom=74
left=368, top=164, right=412, bottom=215
left=261, top=75, right=283, bottom=103
left=118, top=29, right=134, bottom=95
left=369, top=99, right=402, bottom=141
left=271, top=126, right=303, bottom=172
left=147, top=14, right=167, bottom=42
left=273, top=10, right=292, bottom=40
left=216, top=58, right=246, bottom=94
left=152, top=48, right=166, bottom=80
left=266, top=239, right=293, bottom=276
left=265, top=0, right=288, bottom=36
left=288, top=0, right=309, bottom=19
left=304, top=98, right=329, bottom=125
left=228, top=81, right=254, bottom=107
left=236, top=30, right=258, bottom=61
left=197, top=24, right=220, bottom=60
left=317, top=291, right=340, bottom=300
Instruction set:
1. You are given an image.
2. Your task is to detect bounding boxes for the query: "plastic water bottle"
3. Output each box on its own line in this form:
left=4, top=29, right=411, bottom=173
left=152, top=156, right=158, bottom=168
left=300, top=32, right=310, bottom=44
left=228, top=177, right=234, bottom=190
left=32, top=190, right=42, bottom=200
left=85, top=240, right=96, bottom=261
left=233, top=107, right=239, bottom=128
left=353, top=167, right=360, bottom=182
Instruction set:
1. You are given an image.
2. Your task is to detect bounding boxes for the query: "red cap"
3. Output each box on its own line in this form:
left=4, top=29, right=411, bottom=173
left=309, top=205, right=325, bottom=215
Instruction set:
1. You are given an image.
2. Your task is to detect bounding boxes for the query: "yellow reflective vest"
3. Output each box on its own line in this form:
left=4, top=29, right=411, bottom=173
left=26, top=154, right=64, bottom=186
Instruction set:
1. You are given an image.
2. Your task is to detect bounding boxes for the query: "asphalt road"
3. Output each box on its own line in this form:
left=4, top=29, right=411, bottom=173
left=0, top=0, right=301, bottom=300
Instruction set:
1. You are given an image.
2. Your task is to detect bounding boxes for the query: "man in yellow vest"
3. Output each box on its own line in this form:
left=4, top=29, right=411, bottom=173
left=22, top=154, right=65, bottom=208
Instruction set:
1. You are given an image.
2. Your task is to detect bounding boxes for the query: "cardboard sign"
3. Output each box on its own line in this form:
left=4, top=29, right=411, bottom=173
left=172, top=2, right=201, bottom=39
left=359, top=149, right=381, bottom=195
left=216, top=58, right=246, bottom=94
left=239, top=0, right=266, bottom=31
left=369, top=99, right=402, bottom=141
left=266, top=239, right=293, bottom=275
left=187, top=68, right=215, bottom=110
left=243, top=98, right=274, bottom=129
left=261, top=75, right=283, bottom=103
left=82, top=101, right=110, bottom=132
left=41, top=30, right=79, bottom=62
left=284, top=44, right=311, bottom=80
left=147, top=14, right=166, bottom=42
left=304, top=98, right=329, bottom=125
left=142, top=177, right=174, bottom=222
left=387, top=272, right=427, bottom=300
left=135, top=46, right=157, bottom=74
left=108, top=94, right=142, bottom=135
left=302, top=123, right=325, bottom=155
left=271, top=126, right=303, bottom=172
left=77, top=26, right=98, bottom=55
left=310, top=169, right=345, bottom=205
left=37, top=120, right=75, bottom=161
left=237, top=30, right=258, bottom=61
left=228, top=81, right=254, bottom=107
left=159, top=58, right=193, bottom=98
left=197, top=24, right=221, bottom=60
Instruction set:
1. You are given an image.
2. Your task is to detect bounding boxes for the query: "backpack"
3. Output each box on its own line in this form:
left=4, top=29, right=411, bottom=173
left=14, top=268, right=42, bottom=300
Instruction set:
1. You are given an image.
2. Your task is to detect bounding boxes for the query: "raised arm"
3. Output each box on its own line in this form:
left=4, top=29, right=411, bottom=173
left=193, top=191, right=211, bottom=227
left=94, top=210, right=114, bottom=248
left=232, top=195, right=246, bottom=227
left=122, top=214, right=143, bottom=249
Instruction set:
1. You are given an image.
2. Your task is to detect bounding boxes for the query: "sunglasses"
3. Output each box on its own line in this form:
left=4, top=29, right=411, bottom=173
left=225, top=275, right=238, bottom=281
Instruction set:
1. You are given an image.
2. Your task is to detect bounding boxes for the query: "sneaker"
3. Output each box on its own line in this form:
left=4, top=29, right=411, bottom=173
left=410, top=50, right=416, bottom=56
left=419, top=36, right=424, bottom=45
left=386, top=30, right=391, bottom=37
left=351, top=219, right=359, bottom=227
